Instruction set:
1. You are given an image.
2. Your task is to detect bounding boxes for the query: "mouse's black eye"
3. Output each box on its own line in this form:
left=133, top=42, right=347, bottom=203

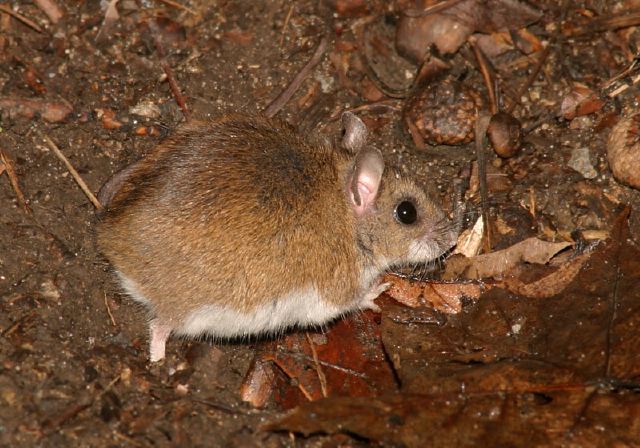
left=395, top=200, right=418, bottom=225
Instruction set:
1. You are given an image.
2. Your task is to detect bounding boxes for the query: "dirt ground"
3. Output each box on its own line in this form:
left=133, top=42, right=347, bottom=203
left=1, top=0, right=640, bottom=446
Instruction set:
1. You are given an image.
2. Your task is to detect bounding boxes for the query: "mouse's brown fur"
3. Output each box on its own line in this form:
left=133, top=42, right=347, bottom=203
left=98, top=115, right=362, bottom=322
left=97, top=113, right=457, bottom=360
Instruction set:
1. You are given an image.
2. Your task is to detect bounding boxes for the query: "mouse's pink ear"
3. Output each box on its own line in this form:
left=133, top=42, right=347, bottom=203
left=348, top=148, right=384, bottom=217
left=342, top=111, right=368, bottom=153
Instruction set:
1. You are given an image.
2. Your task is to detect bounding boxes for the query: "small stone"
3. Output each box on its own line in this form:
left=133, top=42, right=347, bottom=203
left=568, top=147, right=597, bottom=179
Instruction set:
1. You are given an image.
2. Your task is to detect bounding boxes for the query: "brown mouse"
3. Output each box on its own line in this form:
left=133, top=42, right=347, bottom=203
left=96, top=112, right=456, bottom=361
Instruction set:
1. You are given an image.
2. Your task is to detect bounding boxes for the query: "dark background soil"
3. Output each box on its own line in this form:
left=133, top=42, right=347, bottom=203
left=1, top=0, right=639, bottom=446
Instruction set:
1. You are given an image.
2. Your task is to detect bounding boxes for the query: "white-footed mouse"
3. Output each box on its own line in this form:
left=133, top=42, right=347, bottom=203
left=96, top=112, right=456, bottom=361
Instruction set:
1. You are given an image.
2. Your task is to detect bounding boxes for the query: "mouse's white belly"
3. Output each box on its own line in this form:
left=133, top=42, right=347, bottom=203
left=177, top=287, right=344, bottom=337
left=117, top=271, right=347, bottom=337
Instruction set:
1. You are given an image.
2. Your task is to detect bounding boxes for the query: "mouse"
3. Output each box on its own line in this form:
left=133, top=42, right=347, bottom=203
left=96, top=112, right=457, bottom=362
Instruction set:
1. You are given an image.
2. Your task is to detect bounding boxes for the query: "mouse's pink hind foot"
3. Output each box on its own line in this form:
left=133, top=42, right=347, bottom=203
left=149, top=319, right=173, bottom=362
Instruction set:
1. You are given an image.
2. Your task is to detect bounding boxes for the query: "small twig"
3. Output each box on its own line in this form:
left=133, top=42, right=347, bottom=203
left=603, top=211, right=627, bottom=378
left=148, top=19, right=191, bottom=120
left=474, top=112, right=492, bottom=252
left=264, top=35, right=329, bottom=118
left=601, top=56, right=640, bottom=98
left=0, top=4, right=44, bottom=33
left=305, top=332, right=328, bottom=398
left=0, top=149, right=31, bottom=213
left=43, top=135, right=103, bottom=210
left=104, top=292, right=117, bottom=326
left=402, top=0, right=466, bottom=17
left=452, top=163, right=471, bottom=235
left=347, top=99, right=403, bottom=115
left=279, top=4, right=294, bottom=47
left=565, top=8, right=640, bottom=37
left=154, top=0, right=198, bottom=15
left=470, top=38, right=498, bottom=114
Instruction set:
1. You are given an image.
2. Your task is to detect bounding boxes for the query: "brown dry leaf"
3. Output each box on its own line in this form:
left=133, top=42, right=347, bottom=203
left=511, top=27, right=543, bottom=54
left=500, top=251, right=592, bottom=298
left=443, top=237, right=573, bottom=280
left=240, top=358, right=276, bottom=408
left=454, top=216, right=484, bottom=257
left=396, top=12, right=472, bottom=61
left=396, top=0, right=542, bottom=62
left=385, top=275, right=484, bottom=313
left=241, top=306, right=398, bottom=410
left=384, top=275, right=422, bottom=307
left=422, top=282, right=484, bottom=313
left=560, top=83, right=606, bottom=120
left=266, top=390, right=640, bottom=447
left=268, top=209, right=640, bottom=446
left=472, top=32, right=514, bottom=58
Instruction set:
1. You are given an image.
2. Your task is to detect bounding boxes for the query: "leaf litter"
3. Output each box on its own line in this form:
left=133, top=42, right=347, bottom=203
left=2, top=0, right=640, bottom=445
left=267, top=208, right=640, bottom=446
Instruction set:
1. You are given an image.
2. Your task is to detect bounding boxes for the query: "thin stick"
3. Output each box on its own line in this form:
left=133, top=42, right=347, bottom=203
left=305, top=332, right=328, bottom=398
left=104, top=293, right=117, bottom=326
left=474, top=112, right=492, bottom=252
left=566, top=9, right=640, bottom=37
left=470, top=39, right=498, bottom=114
left=43, top=135, right=103, bottom=210
left=0, top=4, right=44, bottom=33
left=0, top=149, right=31, bottom=213
left=279, top=4, right=294, bottom=47
left=264, top=35, right=329, bottom=118
left=403, top=0, right=466, bottom=18
left=149, top=19, right=191, bottom=120
left=154, top=0, right=197, bottom=15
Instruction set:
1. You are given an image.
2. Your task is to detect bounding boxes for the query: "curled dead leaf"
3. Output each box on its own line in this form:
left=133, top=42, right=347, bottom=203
left=454, top=216, right=484, bottom=258
left=444, top=238, right=573, bottom=280
left=385, top=275, right=484, bottom=314
left=500, top=252, right=592, bottom=298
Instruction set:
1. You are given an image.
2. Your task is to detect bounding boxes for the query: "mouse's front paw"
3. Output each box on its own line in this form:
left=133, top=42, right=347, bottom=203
left=360, top=282, right=391, bottom=313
